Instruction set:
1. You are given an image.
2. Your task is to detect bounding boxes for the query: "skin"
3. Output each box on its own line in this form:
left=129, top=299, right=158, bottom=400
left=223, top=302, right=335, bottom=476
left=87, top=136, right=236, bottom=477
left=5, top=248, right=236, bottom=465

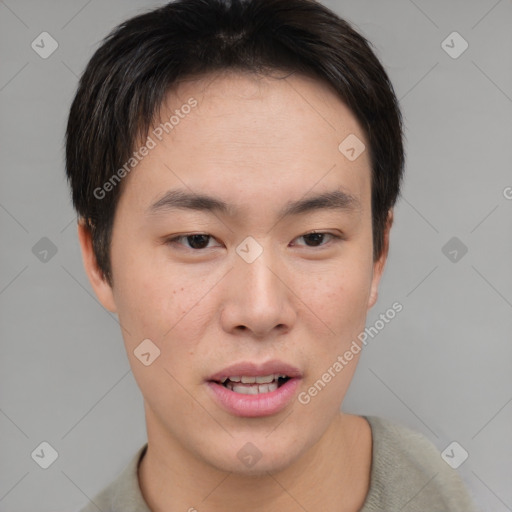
left=78, top=70, right=393, bottom=512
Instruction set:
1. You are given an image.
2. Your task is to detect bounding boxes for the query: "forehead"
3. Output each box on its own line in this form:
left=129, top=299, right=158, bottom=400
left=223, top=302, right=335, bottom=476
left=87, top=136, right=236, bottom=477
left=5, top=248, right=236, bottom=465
left=121, top=70, right=371, bottom=217
left=160, top=69, right=367, bottom=151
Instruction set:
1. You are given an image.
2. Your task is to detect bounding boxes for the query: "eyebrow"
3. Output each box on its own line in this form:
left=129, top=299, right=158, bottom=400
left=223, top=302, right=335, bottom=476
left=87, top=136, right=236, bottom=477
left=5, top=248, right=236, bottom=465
left=147, top=188, right=361, bottom=218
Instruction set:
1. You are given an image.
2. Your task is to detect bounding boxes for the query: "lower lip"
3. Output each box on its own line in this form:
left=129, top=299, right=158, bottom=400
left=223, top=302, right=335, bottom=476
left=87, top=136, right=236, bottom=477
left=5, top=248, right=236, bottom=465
left=206, top=378, right=301, bottom=417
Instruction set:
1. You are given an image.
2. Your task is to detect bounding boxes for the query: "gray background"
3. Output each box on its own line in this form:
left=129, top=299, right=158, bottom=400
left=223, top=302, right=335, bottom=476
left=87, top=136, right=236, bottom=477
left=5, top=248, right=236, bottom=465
left=1, top=0, right=511, bottom=510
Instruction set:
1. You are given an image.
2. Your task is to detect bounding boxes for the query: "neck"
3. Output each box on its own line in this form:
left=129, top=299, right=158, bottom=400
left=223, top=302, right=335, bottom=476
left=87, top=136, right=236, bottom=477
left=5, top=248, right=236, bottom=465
left=138, top=410, right=372, bottom=512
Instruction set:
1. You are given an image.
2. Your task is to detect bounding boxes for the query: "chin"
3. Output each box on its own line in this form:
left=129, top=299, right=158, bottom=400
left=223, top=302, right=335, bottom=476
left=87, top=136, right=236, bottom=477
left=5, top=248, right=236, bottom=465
left=204, top=436, right=308, bottom=476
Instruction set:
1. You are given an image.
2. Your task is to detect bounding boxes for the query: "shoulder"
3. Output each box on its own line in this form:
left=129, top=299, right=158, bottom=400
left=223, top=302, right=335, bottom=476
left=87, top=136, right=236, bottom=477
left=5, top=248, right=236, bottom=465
left=360, top=415, right=478, bottom=512
left=78, top=444, right=149, bottom=512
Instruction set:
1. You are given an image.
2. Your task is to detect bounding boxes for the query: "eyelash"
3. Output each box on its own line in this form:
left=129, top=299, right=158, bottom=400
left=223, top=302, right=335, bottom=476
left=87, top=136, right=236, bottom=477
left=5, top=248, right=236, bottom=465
left=165, top=231, right=342, bottom=250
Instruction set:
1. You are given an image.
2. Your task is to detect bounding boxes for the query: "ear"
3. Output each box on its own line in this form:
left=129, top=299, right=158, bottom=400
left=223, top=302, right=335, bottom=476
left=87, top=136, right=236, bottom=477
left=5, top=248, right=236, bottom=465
left=77, top=220, right=117, bottom=313
left=367, top=210, right=393, bottom=310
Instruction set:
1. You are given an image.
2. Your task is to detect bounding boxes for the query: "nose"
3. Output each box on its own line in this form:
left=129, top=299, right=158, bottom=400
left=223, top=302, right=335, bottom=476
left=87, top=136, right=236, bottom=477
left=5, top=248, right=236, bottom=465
left=220, top=245, right=297, bottom=339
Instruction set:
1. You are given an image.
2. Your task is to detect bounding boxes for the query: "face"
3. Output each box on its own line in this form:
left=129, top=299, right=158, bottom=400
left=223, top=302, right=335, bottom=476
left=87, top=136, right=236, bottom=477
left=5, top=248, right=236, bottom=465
left=80, top=70, right=390, bottom=475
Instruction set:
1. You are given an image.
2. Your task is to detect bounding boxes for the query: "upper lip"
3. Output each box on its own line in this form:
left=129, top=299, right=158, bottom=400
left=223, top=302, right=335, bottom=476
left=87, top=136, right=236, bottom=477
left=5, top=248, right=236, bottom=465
left=207, top=360, right=303, bottom=382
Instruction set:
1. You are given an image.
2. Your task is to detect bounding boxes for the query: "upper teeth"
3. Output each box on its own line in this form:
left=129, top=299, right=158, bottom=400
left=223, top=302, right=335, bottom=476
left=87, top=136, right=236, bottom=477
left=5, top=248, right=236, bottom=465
left=222, top=374, right=287, bottom=384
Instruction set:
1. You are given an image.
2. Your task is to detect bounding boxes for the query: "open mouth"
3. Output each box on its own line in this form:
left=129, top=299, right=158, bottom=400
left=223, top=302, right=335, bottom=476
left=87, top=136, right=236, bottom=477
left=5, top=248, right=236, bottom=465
left=206, top=365, right=302, bottom=416
left=215, top=374, right=291, bottom=394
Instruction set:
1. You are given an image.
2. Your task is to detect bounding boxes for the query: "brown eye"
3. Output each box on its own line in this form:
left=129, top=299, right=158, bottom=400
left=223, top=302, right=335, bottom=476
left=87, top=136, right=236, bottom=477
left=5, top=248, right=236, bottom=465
left=294, top=232, right=338, bottom=247
left=185, top=234, right=211, bottom=249
left=302, top=233, right=327, bottom=246
left=166, top=234, right=221, bottom=250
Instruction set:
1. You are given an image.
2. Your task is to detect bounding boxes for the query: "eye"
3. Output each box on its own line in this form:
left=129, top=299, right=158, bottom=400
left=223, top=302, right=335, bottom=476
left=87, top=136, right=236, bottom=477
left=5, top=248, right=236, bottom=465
left=166, top=233, right=221, bottom=250
left=165, top=231, right=341, bottom=251
left=292, top=231, right=340, bottom=248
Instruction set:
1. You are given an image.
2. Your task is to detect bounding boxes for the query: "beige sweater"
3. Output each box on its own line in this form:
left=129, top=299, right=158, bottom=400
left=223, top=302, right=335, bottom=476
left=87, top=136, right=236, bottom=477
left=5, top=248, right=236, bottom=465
left=79, top=415, right=478, bottom=512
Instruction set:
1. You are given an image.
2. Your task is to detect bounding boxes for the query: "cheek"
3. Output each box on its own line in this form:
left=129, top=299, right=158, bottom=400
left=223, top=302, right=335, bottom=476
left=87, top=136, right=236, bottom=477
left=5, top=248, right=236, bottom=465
left=295, top=267, right=371, bottom=411
left=296, top=261, right=373, bottom=338
left=110, top=254, right=169, bottom=353
left=110, top=254, right=208, bottom=406
left=110, top=244, right=217, bottom=365
left=111, top=238, right=177, bottom=322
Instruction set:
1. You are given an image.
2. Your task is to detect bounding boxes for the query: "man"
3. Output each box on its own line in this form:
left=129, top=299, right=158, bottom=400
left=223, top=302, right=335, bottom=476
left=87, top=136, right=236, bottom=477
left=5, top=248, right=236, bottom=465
left=66, top=0, right=477, bottom=510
